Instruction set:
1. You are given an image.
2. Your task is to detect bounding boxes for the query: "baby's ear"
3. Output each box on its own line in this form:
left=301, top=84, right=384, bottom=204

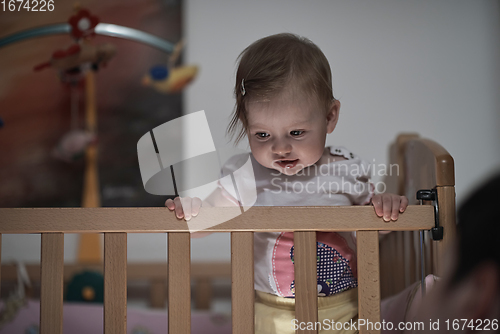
left=326, top=100, right=341, bottom=134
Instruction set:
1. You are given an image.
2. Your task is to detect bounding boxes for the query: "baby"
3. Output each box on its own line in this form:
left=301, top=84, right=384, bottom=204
left=166, top=33, right=408, bottom=333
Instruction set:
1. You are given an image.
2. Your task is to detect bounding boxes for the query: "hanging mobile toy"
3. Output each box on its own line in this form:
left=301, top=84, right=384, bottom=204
left=33, top=43, right=116, bottom=73
left=52, top=129, right=97, bottom=163
left=52, top=82, right=97, bottom=163
left=30, top=8, right=108, bottom=162
left=68, top=8, right=99, bottom=40
left=141, top=39, right=198, bottom=94
left=33, top=8, right=116, bottom=84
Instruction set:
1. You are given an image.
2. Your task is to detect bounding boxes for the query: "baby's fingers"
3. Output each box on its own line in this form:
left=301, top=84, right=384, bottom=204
left=382, top=195, right=392, bottom=222
left=192, top=197, right=202, bottom=217
left=390, top=195, right=408, bottom=220
left=180, top=197, right=192, bottom=221
left=372, top=195, right=384, bottom=217
left=400, top=196, right=409, bottom=212
left=173, top=196, right=184, bottom=219
left=390, top=196, right=401, bottom=220
left=165, top=198, right=175, bottom=211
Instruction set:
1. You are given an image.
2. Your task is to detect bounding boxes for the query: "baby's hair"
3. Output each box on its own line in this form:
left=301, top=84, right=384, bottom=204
left=228, top=33, right=335, bottom=144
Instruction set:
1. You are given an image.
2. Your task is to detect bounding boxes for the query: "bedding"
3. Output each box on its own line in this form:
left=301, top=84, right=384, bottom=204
left=0, top=300, right=231, bottom=334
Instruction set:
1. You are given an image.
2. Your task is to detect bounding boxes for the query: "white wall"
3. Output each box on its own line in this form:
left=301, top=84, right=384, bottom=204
left=3, top=0, right=499, bottom=263
left=184, top=0, right=500, bottom=202
left=182, top=0, right=500, bottom=262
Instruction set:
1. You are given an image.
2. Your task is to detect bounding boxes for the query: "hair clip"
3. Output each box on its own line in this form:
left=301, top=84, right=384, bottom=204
left=241, top=78, right=246, bottom=96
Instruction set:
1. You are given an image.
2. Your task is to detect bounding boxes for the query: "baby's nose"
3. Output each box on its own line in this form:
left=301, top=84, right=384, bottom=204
left=272, top=140, right=292, bottom=156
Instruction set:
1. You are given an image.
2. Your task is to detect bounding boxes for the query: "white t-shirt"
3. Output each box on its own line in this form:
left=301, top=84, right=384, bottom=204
left=219, top=146, right=374, bottom=297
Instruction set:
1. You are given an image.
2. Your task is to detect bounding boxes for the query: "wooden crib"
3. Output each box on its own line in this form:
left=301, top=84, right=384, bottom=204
left=0, top=261, right=231, bottom=309
left=0, top=133, right=456, bottom=334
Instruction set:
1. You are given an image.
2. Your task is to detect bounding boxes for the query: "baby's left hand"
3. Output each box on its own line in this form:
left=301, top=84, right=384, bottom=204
left=371, top=194, right=409, bottom=221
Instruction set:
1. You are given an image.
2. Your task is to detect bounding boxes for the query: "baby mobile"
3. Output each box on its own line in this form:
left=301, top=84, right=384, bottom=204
left=142, top=39, right=198, bottom=94
left=0, top=7, right=198, bottom=264
left=34, top=8, right=112, bottom=163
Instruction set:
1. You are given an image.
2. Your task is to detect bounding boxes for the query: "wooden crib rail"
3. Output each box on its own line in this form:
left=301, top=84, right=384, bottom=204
left=380, top=134, right=456, bottom=297
left=0, top=206, right=434, bottom=334
left=404, top=136, right=456, bottom=272
left=0, top=205, right=433, bottom=233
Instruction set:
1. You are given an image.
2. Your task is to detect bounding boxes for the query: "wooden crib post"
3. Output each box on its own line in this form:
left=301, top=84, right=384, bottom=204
left=231, top=232, right=255, bottom=334
left=357, top=231, right=381, bottom=334
left=104, top=233, right=127, bottom=334
left=434, top=186, right=456, bottom=276
left=294, top=231, right=318, bottom=334
left=0, top=233, right=2, bottom=300
left=168, top=232, right=191, bottom=334
left=40, top=233, right=64, bottom=334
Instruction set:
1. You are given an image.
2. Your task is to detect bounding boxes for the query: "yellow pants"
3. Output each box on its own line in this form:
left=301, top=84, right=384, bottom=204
left=255, top=288, right=359, bottom=334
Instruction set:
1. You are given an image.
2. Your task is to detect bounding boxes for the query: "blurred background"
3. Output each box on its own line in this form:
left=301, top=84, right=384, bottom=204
left=0, top=0, right=182, bottom=208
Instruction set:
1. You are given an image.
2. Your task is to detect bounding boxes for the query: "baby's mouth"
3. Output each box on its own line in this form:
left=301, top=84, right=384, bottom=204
left=275, top=159, right=299, bottom=169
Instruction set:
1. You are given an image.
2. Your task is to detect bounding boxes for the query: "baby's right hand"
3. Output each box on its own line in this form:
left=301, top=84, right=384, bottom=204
left=165, top=196, right=202, bottom=221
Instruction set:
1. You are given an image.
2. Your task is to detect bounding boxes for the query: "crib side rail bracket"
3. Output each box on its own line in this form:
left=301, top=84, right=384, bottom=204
left=416, top=189, right=443, bottom=240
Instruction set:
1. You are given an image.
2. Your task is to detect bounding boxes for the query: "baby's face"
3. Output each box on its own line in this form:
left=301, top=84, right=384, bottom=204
left=246, top=94, right=338, bottom=176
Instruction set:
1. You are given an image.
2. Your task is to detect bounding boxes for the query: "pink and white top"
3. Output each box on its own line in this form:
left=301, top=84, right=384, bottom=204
left=219, top=146, right=374, bottom=297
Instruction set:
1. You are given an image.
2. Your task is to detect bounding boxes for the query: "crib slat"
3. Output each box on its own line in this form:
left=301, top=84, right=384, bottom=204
left=413, top=231, right=420, bottom=283
left=403, top=231, right=416, bottom=288
left=294, top=231, right=318, bottom=334
left=40, top=233, right=64, bottom=334
left=357, top=231, right=381, bottom=334
left=0, top=234, right=2, bottom=300
left=231, top=232, right=254, bottom=334
left=104, top=233, right=127, bottom=334
left=394, top=232, right=405, bottom=293
left=382, top=231, right=405, bottom=297
left=435, top=186, right=456, bottom=276
left=168, top=232, right=191, bottom=334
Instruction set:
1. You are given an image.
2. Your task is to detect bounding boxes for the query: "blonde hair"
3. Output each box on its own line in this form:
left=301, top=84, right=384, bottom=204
left=228, top=33, right=335, bottom=143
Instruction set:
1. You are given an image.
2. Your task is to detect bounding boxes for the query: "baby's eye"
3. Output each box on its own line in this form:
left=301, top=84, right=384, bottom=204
left=290, top=130, right=304, bottom=136
left=255, top=132, right=270, bottom=139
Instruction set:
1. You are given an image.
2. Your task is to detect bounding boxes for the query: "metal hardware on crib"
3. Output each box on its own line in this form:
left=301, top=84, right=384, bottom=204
left=416, top=189, right=443, bottom=240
